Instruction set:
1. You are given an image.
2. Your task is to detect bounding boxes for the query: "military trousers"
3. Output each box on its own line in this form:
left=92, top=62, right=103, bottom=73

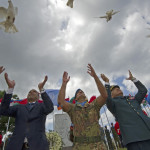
left=73, top=141, right=107, bottom=150
left=126, top=139, right=150, bottom=150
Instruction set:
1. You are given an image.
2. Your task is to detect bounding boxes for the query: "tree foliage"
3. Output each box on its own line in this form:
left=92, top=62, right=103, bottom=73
left=0, top=90, right=18, bottom=133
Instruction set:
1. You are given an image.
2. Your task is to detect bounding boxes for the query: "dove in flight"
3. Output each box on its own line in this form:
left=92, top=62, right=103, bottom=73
left=0, top=0, right=18, bottom=33
left=95, top=10, right=120, bottom=22
left=66, top=0, right=74, bottom=8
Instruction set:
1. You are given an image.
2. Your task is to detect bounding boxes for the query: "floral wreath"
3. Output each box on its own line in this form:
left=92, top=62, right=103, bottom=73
left=46, top=132, right=63, bottom=150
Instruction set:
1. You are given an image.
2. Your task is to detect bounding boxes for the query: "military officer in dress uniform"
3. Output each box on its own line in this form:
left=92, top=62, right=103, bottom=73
left=101, top=70, right=150, bottom=150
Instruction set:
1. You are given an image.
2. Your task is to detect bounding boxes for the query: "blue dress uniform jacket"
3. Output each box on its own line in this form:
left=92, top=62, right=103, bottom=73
left=1, top=92, right=54, bottom=150
left=105, top=81, right=150, bottom=145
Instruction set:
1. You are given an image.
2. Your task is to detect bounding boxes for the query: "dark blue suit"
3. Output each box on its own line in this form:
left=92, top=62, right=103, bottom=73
left=1, top=92, right=54, bottom=150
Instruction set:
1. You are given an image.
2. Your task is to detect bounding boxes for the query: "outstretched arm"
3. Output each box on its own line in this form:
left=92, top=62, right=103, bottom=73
left=87, top=64, right=107, bottom=107
left=1, top=73, right=17, bottom=117
left=101, top=74, right=115, bottom=114
left=126, top=70, right=147, bottom=104
left=58, top=72, right=72, bottom=112
left=38, top=76, right=54, bottom=114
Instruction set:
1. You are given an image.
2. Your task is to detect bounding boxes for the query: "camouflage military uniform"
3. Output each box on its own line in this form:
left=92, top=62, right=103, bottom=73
left=73, top=141, right=107, bottom=150
left=66, top=99, right=107, bottom=150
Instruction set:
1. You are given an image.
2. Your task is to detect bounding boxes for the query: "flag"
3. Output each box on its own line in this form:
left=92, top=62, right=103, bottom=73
left=65, top=98, right=70, bottom=102
left=0, top=89, right=60, bottom=106
left=45, top=89, right=60, bottom=106
left=142, top=110, right=148, bottom=116
left=0, top=98, right=28, bottom=104
left=57, top=105, right=62, bottom=110
left=145, top=93, right=150, bottom=105
left=69, top=97, right=76, bottom=104
left=0, top=98, right=44, bottom=105
left=88, top=96, right=96, bottom=103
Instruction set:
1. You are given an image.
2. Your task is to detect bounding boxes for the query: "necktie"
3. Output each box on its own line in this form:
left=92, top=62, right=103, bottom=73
left=29, top=103, right=34, bottom=110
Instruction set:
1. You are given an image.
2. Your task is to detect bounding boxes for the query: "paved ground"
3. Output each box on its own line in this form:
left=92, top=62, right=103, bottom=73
left=62, top=146, right=73, bottom=150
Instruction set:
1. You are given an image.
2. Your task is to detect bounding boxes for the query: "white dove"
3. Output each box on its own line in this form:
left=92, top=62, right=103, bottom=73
left=0, top=0, right=18, bottom=33
left=95, top=10, right=120, bottom=22
left=66, top=0, right=74, bottom=8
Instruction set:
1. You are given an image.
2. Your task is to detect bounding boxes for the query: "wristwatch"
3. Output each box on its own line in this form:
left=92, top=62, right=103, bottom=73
left=40, top=88, right=45, bottom=93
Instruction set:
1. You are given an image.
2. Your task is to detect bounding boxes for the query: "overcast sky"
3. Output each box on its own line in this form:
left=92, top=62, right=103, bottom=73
left=0, top=0, right=150, bottom=130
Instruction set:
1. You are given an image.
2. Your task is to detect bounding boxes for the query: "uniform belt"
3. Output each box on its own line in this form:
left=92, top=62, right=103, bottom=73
left=74, top=136, right=101, bottom=143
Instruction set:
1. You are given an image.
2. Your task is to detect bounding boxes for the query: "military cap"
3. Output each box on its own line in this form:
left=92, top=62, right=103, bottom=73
left=75, top=89, right=81, bottom=98
left=110, top=85, right=120, bottom=91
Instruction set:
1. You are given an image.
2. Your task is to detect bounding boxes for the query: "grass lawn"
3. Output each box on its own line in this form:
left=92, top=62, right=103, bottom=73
left=118, top=148, right=127, bottom=150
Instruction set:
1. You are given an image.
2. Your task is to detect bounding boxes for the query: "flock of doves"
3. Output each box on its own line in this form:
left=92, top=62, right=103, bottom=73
left=0, top=0, right=150, bottom=38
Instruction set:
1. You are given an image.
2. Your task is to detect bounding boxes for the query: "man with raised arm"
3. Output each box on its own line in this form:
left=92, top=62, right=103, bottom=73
left=58, top=64, right=108, bottom=150
left=102, top=71, right=150, bottom=150
left=1, top=73, right=54, bottom=150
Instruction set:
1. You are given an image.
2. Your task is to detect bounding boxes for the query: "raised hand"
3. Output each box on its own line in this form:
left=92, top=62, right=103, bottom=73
left=66, top=0, right=74, bottom=8
left=101, top=74, right=109, bottom=83
left=63, top=72, right=70, bottom=84
left=87, top=64, right=97, bottom=77
left=4, top=73, right=15, bottom=88
left=0, top=66, right=5, bottom=74
left=38, top=75, right=48, bottom=91
left=126, top=70, right=134, bottom=80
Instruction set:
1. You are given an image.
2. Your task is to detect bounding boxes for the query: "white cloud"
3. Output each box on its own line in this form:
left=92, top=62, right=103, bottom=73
left=122, top=79, right=137, bottom=94
left=64, top=43, right=73, bottom=51
left=100, top=106, right=115, bottom=128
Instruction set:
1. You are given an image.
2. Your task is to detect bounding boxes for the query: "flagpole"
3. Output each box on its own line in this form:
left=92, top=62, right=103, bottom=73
left=103, top=105, right=117, bottom=150
left=3, top=117, right=10, bottom=150
left=100, top=116, right=109, bottom=149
